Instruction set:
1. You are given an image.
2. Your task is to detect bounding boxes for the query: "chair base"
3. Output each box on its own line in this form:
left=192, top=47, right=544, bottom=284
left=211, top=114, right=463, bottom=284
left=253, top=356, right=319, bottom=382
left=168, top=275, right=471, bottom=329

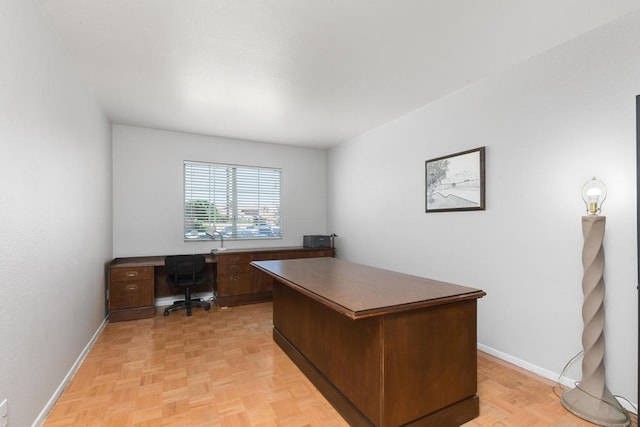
left=163, top=298, right=211, bottom=316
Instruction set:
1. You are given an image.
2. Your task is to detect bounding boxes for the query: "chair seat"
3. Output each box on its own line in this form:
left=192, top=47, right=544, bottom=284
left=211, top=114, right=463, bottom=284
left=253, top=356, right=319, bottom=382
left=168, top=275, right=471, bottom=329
left=171, top=274, right=208, bottom=288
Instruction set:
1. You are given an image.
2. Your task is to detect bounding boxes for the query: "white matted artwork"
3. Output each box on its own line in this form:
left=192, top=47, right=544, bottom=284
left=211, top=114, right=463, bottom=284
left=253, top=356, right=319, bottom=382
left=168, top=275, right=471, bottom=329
left=425, top=147, right=485, bottom=212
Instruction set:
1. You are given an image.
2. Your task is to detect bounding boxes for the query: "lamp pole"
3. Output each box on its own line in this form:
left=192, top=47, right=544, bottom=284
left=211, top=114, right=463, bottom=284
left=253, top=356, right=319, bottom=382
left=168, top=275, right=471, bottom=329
left=560, top=179, right=629, bottom=427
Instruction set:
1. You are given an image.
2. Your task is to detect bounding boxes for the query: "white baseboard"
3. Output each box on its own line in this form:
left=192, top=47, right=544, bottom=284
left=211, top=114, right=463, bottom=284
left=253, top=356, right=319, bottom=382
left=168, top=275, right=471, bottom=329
left=477, top=343, right=575, bottom=387
left=33, top=317, right=108, bottom=427
left=477, top=343, right=637, bottom=414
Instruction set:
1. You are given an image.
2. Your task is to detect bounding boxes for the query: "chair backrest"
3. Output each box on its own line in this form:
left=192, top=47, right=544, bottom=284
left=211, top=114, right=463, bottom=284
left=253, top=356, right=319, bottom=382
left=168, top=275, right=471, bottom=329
left=165, top=254, right=207, bottom=286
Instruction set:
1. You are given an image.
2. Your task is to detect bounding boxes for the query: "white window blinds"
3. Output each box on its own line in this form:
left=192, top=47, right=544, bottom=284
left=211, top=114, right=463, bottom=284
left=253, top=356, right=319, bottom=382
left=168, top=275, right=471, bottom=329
left=184, top=161, right=282, bottom=240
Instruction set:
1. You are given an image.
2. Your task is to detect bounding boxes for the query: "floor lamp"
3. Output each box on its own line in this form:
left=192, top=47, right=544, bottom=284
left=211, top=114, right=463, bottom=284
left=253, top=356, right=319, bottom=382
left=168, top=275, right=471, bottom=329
left=561, top=177, right=630, bottom=427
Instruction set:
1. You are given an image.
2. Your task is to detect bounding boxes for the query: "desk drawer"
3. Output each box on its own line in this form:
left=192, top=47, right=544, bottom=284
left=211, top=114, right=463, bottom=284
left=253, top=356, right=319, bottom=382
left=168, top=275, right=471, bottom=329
left=110, top=266, right=153, bottom=282
left=217, top=272, right=250, bottom=296
left=110, top=279, right=154, bottom=310
left=217, top=262, right=251, bottom=275
left=216, top=253, right=252, bottom=265
left=109, top=306, right=155, bottom=322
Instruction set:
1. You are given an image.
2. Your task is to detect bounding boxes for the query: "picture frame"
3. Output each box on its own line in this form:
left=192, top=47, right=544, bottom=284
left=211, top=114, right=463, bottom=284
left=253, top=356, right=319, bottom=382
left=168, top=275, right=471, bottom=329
left=425, top=146, right=485, bottom=212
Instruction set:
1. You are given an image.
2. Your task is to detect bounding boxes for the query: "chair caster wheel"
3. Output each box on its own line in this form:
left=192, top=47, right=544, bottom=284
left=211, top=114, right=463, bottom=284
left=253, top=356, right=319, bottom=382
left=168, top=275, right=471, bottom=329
left=205, top=305, right=211, bottom=311
left=163, top=311, right=169, bottom=316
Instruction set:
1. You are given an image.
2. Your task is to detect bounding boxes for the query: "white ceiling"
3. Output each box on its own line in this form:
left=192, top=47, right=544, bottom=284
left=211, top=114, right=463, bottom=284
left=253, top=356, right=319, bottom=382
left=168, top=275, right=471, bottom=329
left=39, top=0, right=640, bottom=148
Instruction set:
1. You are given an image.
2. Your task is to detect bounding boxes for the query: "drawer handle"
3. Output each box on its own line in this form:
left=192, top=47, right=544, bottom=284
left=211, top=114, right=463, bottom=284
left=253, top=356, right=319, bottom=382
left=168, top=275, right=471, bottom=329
left=125, top=284, right=139, bottom=291
left=126, top=271, right=138, bottom=277
left=230, top=265, right=241, bottom=272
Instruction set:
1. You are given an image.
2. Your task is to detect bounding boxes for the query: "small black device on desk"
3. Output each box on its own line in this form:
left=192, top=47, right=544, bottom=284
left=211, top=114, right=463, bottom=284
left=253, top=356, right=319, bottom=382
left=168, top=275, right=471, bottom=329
left=303, top=235, right=332, bottom=248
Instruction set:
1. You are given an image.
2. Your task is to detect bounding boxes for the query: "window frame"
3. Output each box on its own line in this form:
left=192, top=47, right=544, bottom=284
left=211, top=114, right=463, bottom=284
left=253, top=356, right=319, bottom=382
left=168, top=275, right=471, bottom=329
left=183, top=160, right=282, bottom=242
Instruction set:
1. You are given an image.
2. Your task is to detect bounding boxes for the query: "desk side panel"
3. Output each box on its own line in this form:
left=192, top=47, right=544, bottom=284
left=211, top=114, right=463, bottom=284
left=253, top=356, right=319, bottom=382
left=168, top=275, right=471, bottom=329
left=383, top=299, right=479, bottom=426
left=273, top=282, right=381, bottom=425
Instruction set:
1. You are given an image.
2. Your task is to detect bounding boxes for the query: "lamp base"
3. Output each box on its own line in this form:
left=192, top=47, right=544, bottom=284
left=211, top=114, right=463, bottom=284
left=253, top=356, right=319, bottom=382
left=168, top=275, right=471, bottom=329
left=561, top=386, right=629, bottom=427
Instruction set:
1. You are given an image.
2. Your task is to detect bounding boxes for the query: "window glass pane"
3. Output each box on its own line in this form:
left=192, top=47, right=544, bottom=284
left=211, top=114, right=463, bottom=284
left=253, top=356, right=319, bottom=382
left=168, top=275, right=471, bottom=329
left=184, top=161, right=282, bottom=241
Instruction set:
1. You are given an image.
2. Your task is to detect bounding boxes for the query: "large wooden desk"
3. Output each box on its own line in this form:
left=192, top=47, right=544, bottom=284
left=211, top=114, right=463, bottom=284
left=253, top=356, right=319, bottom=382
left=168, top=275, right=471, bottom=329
left=251, top=257, right=486, bottom=427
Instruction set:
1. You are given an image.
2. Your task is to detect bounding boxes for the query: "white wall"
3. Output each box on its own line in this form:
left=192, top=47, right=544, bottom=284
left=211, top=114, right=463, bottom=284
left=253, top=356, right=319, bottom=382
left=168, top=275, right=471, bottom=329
left=0, top=1, right=112, bottom=426
left=113, top=125, right=328, bottom=256
left=328, top=11, right=640, bottom=406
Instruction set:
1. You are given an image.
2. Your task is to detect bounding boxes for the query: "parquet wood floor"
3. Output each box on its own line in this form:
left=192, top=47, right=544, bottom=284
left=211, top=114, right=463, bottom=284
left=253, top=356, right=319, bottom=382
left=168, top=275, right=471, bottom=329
left=43, top=302, right=636, bottom=427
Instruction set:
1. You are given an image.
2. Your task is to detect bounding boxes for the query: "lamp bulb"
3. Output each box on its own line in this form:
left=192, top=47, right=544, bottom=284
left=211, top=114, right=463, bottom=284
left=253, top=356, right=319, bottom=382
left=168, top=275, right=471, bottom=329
left=586, top=187, right=602, bottom=198
left=581, top=177, right=607, bottom=215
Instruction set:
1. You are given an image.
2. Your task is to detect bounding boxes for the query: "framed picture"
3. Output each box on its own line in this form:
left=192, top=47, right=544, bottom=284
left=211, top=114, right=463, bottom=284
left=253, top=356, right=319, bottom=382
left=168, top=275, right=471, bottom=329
left=425, top=146, right=485, bottom=212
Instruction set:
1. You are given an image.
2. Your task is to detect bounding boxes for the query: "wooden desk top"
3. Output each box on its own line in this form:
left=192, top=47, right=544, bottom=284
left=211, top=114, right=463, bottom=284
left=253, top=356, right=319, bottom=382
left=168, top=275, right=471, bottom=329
left=211, top=246, right=332, bottom=255
left=251, top=257, right=485, bottom=319
left=109, top=247, right=332, bottom=268
left=109, top=254, right=216, bottom=268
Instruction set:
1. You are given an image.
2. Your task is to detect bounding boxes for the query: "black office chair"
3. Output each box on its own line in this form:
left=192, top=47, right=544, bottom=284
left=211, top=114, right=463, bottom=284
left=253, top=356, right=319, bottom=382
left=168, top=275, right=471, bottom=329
left=164, top=254, right=212, bottom=316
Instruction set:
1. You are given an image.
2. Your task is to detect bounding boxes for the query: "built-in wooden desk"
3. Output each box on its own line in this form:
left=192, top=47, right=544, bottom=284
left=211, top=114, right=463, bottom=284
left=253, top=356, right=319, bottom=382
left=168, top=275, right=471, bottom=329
left=214, top=246, right=333, bottom=307
left=108, top=254, right=216, bottom=322
left=251, top=257, right=486, bottom=427
left=108, top=247, right=333, bottom=321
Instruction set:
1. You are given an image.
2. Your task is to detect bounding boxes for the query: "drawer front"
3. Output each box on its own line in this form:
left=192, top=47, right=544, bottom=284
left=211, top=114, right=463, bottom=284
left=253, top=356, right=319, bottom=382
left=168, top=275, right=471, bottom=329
left=110, top=266, right=153, bottom=282
left=109, top=306, right=155, bottom=322
left=110, top=279, right=154, bottom=309
left=217, top=262, right=251, bottom=275
left=216, top=254, right=252, bottom=265
left=217, top=273, right=250, bottom=296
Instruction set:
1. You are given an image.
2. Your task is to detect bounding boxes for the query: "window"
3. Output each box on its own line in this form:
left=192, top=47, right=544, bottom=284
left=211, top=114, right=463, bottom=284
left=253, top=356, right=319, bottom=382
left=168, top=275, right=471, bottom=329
left=184, top=161, right=282, bottom=241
